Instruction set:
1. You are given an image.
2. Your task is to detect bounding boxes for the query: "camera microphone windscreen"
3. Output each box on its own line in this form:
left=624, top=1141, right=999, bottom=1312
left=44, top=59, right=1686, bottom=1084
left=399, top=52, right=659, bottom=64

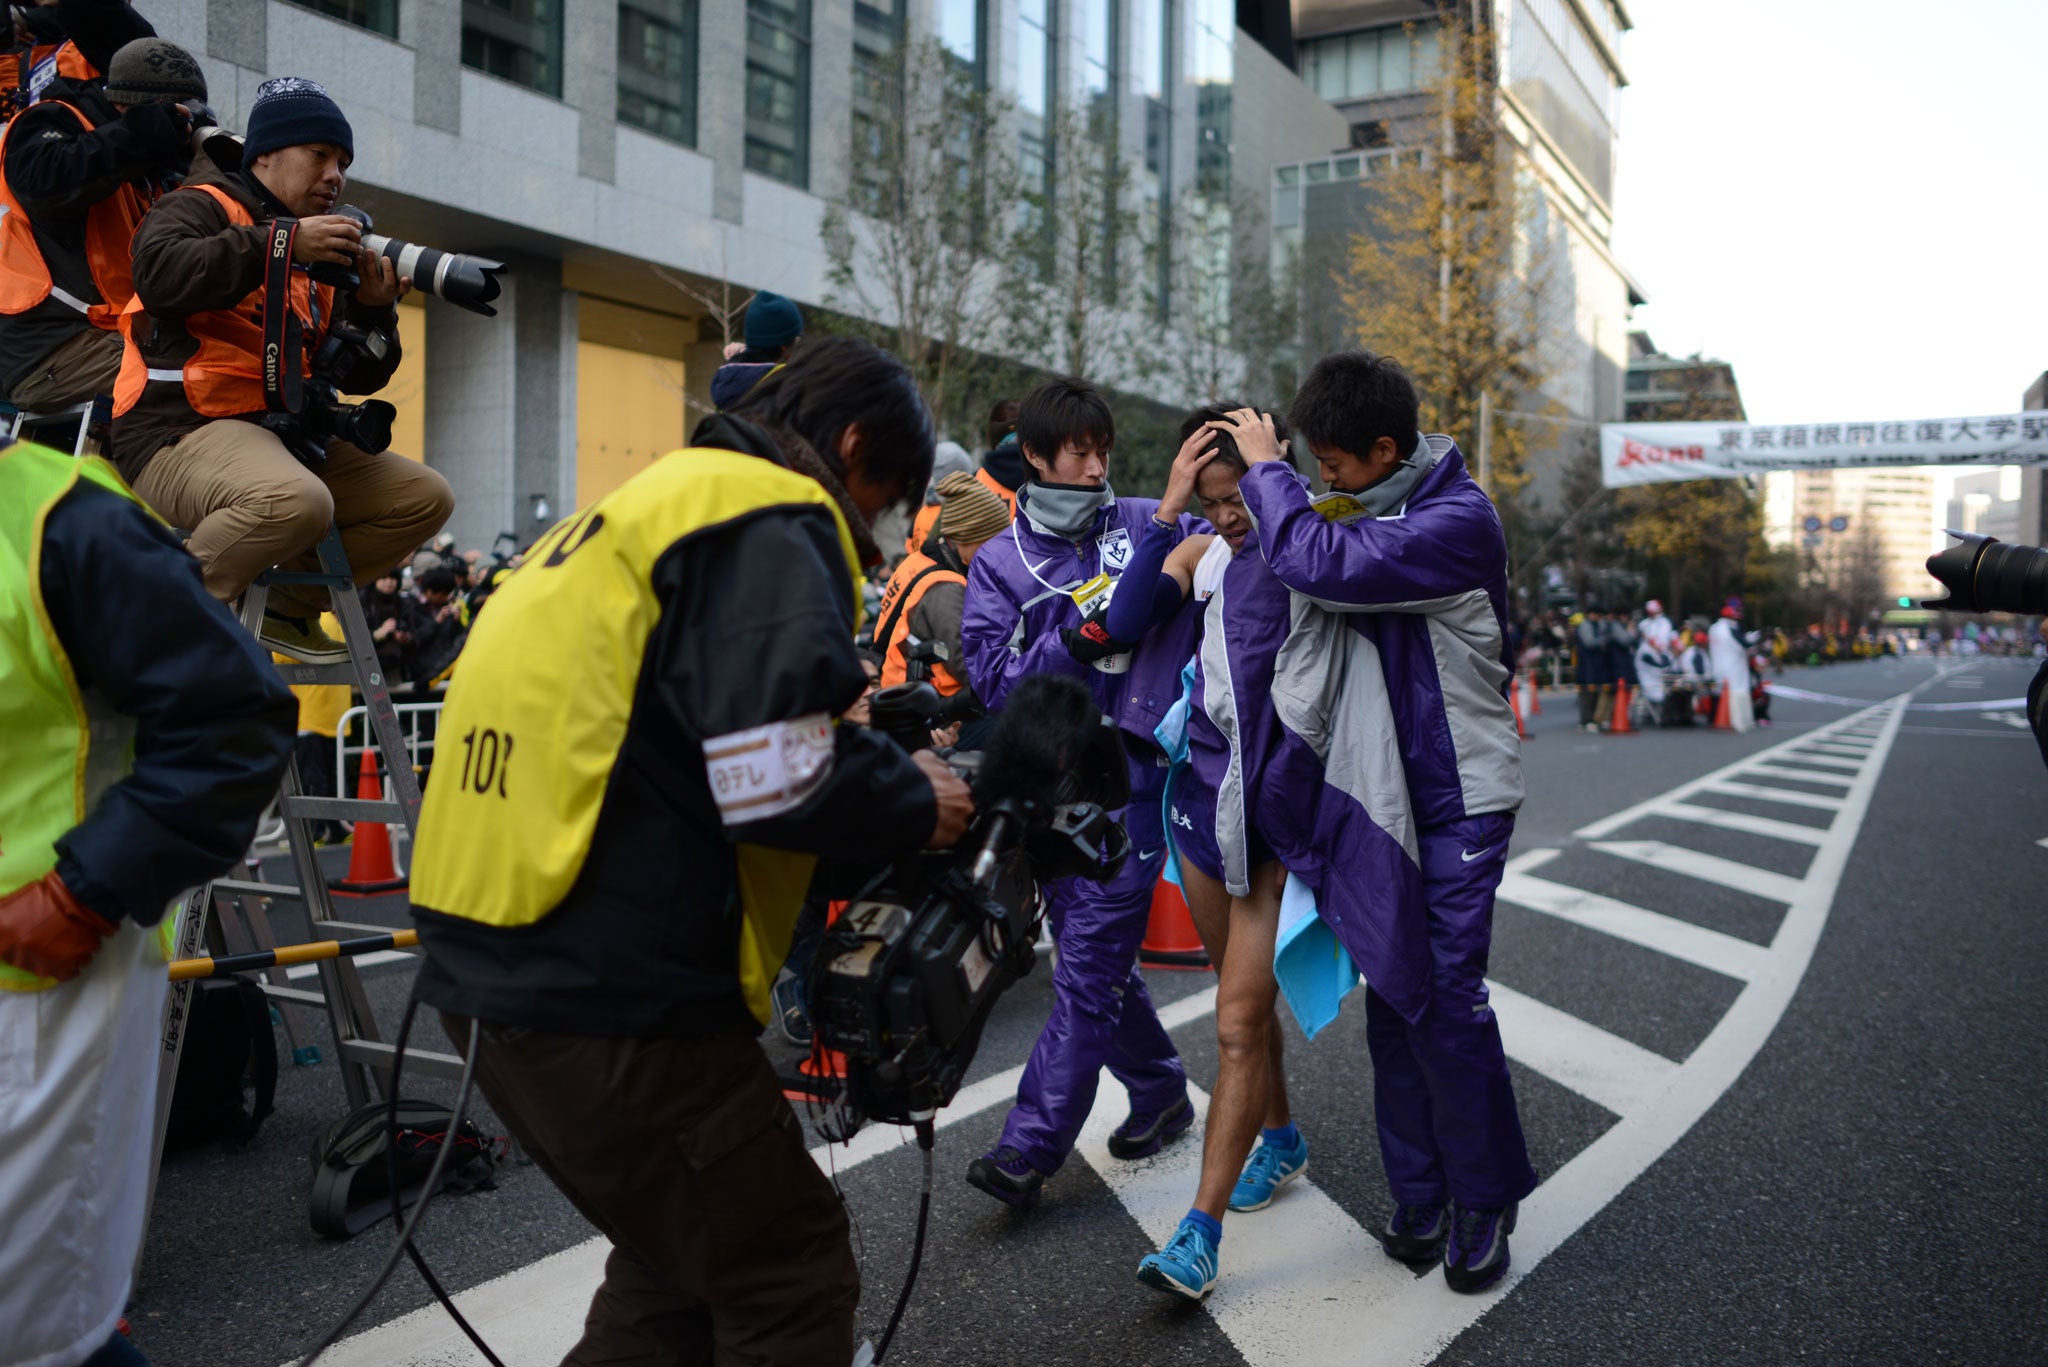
left=974, top=675, right=1101, bottom=813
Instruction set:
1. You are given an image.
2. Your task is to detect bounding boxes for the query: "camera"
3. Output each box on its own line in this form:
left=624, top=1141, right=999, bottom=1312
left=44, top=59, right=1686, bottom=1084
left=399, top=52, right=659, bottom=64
left=258, top=316, right=398, bottom=465
left=808, top=675, right=1130, bottom=1137
left=319, top=205, right=508, bottom=318
left=1923, top=531, right=2048, bottom=616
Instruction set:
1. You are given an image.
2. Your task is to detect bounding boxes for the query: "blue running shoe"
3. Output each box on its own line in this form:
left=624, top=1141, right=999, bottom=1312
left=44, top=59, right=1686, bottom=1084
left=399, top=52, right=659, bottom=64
left=1227, top=1133, right=1309, bottom=1211
left=1136, top=1217, right=1220, bottom=1300
left=1443, top=1201, right=1516, bottom=1293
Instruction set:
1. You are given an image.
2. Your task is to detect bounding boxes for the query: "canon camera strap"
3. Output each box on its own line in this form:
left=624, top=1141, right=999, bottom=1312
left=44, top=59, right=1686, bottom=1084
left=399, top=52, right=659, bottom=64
left=261, top=219, right=305, bottom=415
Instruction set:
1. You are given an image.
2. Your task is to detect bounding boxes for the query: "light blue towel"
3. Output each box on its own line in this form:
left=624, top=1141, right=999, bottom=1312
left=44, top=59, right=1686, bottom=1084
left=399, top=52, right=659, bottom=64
left=1153, top=658, right=1199, bottom=890
left=1273, top=872, right=1357, bottom=1040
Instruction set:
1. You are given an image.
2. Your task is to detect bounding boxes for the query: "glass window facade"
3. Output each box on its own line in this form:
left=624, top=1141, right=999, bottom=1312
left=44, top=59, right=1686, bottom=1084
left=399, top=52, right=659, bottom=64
left=1506, top=0, right=1616, bottom=203
left=936, top=0, right=980, bottom=70
left=617, top=0, right=696, bottom=145
left=1016, top=0, right=1054, bottom=243
left=1133, top=0, right=1169, bottom=313
left=299, top=0, right=398, bottom=39
left=462, top=0, right=564, bottom=97
left=1299, top=24, right=1439, bottom=103
left=851, top=0, right=901, bottom=206
left=746, top=0, right=811, bottom=187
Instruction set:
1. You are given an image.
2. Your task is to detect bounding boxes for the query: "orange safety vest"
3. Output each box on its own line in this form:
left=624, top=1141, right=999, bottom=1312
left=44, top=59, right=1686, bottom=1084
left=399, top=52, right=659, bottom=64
left=0, top=40, right=94, bottom=115
left=0, top=99, right=147, bottom=328
left=873, top=547, right=966, bottom=695
left=113, top=183, right=334, bottom=420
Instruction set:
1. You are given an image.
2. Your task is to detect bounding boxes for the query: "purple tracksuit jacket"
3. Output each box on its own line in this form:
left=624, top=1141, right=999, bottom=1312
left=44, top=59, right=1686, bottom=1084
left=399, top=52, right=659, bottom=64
left=960, top=488, right=1197, bottom=1172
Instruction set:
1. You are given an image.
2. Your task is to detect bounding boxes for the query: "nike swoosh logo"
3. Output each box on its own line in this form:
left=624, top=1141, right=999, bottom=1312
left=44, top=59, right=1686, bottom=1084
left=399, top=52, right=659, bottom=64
left=1139, top=849, right=1161, bottom=862
left=1460, top=847, right=1492, bottom=863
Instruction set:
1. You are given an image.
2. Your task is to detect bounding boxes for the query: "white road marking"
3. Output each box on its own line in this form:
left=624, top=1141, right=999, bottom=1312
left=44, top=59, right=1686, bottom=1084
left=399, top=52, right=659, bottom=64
left=1742, top=764, right=1856, bottom=788
left=1484, top=981, right=1683, bottom=1114
left=1586, top=840, right=1806, bottom=905
left=1700, top=781, right=1846, bottom=812
left=1653, top=801, right=1829, bottom=847
left=1773, top=752, right=1865, bottom=771
left=2037, top=836, right=2048, bottom=851
left=1498, top=855, right=1767, bottom=981
left=1983, top=712, right=2032, bottom=730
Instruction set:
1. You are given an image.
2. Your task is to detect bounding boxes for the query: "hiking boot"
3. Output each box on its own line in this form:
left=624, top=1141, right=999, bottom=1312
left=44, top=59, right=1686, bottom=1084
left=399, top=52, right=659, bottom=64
left=261, top=611, right=348, bottom=663
left=1108, top=1095, right=1194, bottom=1159
left=1377, top=1202, right=1449, bottom=1264
left=1228, top=1131, right=1309, bottom=1212
left=1443, top=1201, right=1517, bottom=1293
left=1136, top=1216, right=1220, bottom=1300
left=966, top=1146, right=1045, bottom=1209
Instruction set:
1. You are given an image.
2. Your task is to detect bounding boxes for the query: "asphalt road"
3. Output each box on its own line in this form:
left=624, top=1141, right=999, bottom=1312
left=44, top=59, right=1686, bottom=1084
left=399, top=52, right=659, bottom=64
left=128, top=654, right=2048, bottom=1366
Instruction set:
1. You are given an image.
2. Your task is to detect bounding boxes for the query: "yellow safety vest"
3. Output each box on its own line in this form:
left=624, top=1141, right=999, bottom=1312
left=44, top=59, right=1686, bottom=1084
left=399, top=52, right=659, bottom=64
left=409, top=446, right=865, bottom=1027
left=0, top=441, right=166, bottom=991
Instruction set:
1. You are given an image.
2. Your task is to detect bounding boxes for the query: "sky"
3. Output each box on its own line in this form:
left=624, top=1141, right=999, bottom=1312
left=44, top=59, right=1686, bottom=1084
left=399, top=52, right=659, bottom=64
left=1609, top=0, right=2048, bottom=426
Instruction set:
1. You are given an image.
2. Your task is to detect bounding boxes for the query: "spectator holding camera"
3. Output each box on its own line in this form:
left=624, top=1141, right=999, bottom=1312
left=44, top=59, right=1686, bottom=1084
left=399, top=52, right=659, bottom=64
left=0, top=8, right=201, bottom=414
left=112, top=75, right=452, bottom=664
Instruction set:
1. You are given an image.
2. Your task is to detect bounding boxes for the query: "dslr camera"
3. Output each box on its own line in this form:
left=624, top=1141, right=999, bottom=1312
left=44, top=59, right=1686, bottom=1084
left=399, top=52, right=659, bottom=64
left=1923, top=531, right=2048, bottom=616
left=808, top=674, right=1129, bottom=1138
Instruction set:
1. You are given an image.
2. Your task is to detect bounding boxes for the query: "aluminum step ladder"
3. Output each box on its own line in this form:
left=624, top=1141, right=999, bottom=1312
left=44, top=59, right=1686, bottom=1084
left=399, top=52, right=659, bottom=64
left=152, top=526, right=465, bottom=1158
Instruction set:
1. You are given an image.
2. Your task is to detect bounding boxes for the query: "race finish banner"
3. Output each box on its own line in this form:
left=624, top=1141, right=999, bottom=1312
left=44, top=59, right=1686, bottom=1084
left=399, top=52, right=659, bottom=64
left=1601, top=411, right=2048, bottom=487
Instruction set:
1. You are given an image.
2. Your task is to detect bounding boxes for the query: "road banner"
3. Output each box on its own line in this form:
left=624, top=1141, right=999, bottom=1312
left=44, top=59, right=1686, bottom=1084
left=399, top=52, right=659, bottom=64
left=1601, top=411, right=2048, bottom=487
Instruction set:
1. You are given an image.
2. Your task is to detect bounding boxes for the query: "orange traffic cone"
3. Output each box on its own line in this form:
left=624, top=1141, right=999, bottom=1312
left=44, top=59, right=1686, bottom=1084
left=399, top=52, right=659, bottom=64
left=1610, top=678, right=1634, bottom=735
left=331, top=749, right=406, bottom=897
left=1528, top=673, right=1542, bottom=715
left=1712, top=684, right=1733, bottom=730
left=1139, top=874, right=1209, bottom=970
left=1510, top=679, right=1529, bottom=738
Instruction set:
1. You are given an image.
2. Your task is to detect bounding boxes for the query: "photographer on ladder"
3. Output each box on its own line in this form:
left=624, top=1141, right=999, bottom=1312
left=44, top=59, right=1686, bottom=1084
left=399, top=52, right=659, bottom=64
left=0, top=9, right=197, bottom=414
left=110, top=75, right=452, bottom=663
left=0, top=433, right=293, bottom=1367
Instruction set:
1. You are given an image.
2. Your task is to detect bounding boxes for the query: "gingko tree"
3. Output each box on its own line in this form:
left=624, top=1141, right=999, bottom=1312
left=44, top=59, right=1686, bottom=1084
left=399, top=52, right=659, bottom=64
left=820, top=36, right=1019, bottom=436
left=1336, top=10, right=1572, bottom=545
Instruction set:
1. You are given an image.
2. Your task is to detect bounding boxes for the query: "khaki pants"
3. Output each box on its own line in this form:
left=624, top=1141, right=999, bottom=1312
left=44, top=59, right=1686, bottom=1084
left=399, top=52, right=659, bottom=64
left=6, top=326, right=125, bottom=412
left=443, top=1015, right=861, bottom=1367
left=130, top=419, right=453, bottom=619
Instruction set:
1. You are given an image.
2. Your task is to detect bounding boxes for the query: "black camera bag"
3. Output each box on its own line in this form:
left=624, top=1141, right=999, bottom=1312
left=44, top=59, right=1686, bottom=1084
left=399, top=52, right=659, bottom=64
left=309, top=1098, right=500, bottom=1239
left=165, top=976, right=278, bottom=1150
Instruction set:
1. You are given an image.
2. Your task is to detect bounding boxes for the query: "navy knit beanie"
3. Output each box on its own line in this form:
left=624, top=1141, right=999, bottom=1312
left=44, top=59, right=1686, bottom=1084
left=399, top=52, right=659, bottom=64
left=243, top=76, right=353, bottom=162
left=743, top=291, right=804, bottom=349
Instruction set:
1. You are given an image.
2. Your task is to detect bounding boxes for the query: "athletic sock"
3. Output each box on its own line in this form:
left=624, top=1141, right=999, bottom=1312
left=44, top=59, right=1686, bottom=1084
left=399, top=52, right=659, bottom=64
left=1184, top=1208, right=1222, bottom=1243
left=1262, top=1123, right=1302, bottom=1151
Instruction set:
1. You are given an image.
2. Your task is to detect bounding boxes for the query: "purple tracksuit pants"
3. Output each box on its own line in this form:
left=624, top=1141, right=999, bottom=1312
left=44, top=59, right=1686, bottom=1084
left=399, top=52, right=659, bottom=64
left=999, top=829, right=1186, bottom=1176
left=1365, top=810, right=1539, bottom=1211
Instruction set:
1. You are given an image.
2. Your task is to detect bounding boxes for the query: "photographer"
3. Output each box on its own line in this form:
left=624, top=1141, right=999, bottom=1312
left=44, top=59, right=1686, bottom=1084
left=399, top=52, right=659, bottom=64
left=409, top=337, right=972, bottom=1367
left=111, top=75, right=452, bottom=663
left=3, top=0, right=95, bottom=119
left=0, top=14, right=197, bottom=414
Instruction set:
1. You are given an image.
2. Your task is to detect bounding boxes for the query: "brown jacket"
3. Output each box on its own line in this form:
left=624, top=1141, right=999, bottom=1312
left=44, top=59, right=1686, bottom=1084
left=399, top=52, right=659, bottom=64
left=111, top=148, right=402, bottom=481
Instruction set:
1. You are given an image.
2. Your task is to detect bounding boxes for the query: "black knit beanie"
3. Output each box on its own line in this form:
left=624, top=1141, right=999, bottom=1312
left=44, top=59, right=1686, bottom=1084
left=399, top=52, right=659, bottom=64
left=243, top=76, right=354, bottom=161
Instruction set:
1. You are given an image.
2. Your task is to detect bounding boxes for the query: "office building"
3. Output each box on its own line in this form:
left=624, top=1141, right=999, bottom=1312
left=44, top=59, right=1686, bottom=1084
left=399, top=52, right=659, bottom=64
left=1783, top=467, right=1936, bottom=605
left=143, top=0, right=1352, bottom=548
left=1624, top=331, right=1744, bottom=423
left=1946, top=469, right=2021, bottom=542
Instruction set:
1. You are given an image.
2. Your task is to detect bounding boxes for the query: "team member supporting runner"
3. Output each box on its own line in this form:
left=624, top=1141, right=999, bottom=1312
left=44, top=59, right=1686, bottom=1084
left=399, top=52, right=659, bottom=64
left=1225, top=351, right=1537, bottom=1293
left=958, top=377, right=1197, bottom=1207
left=111, top=75, right=452, bottom=665
left=1101, top=408, right=1313, bottom=1300
left=409, top=339, right=974, bottom=1367
left=0, top=438, right=293, bottom=1367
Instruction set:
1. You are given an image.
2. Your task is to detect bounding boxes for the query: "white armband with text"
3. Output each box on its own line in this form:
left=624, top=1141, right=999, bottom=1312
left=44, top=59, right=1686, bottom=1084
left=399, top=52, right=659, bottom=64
left=702, top=713, right=836, bottom=825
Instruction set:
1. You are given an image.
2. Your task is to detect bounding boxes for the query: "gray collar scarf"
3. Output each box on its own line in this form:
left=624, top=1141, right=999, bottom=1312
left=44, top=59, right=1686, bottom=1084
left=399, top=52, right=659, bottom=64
left=1021, top=480, right=1117, bottom=541
left=1344, top=433, right=1440, bottom=516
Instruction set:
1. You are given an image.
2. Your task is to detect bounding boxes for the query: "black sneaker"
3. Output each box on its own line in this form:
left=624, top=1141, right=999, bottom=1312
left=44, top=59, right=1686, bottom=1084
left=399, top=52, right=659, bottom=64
left=1107, top=1095, right=1195, bottom=1159
left=1443, top=1201, right=1517, bottom=1293
left=966, top=1146, right=1045, bottom=1209
left=770, top=969, right=811, bottom=1048
left=1377, top=1202, right=1448, bottom=1263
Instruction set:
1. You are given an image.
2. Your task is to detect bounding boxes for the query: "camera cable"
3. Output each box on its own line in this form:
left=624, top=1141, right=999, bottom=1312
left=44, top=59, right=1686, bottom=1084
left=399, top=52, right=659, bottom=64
left=874, top=1119, right=936, bottom=1362
left=297, top=988, right=505, bottom=1367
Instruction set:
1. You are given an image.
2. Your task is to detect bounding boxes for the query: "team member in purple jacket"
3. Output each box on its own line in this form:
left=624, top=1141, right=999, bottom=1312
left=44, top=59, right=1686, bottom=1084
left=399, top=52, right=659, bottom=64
left=1223, top=351, right=1536, bottom=1293
left=958, top=377, right=1198, bottom=1207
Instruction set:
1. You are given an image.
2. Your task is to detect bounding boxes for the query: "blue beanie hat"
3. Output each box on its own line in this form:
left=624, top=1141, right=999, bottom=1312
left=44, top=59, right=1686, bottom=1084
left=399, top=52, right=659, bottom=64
left=243, top=76, right=354, bottom=162
left=744, top=291, right=804, bottom=349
